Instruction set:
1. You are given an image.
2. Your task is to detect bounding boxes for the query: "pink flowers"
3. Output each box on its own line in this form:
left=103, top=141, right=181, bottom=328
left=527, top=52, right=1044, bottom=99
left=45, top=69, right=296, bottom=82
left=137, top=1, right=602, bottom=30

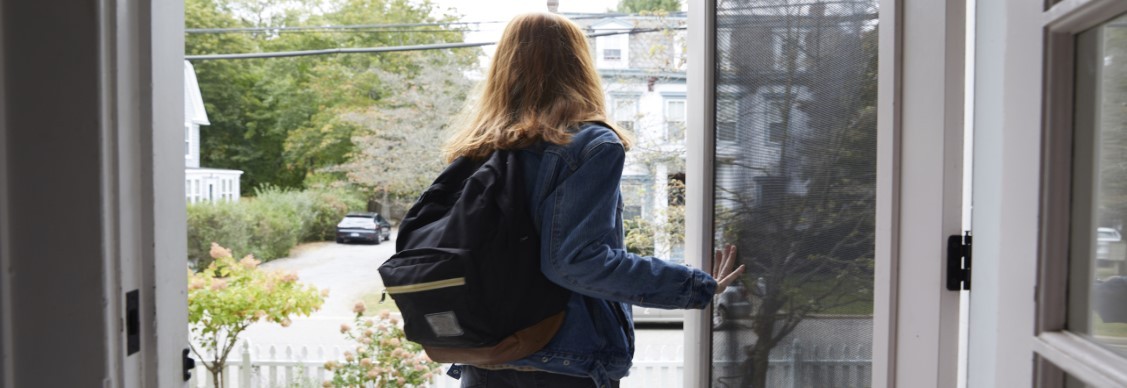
left=353, top=301, right=367, bottom=314
left=340, top=323, right=351, bottom=334
left=209, top=242, right=232, bottom=259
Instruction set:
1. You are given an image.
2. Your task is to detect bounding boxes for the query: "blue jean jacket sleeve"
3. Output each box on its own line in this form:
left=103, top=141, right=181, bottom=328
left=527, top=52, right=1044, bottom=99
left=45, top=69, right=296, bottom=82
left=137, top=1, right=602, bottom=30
left=539, top=141, right=717, bottom=309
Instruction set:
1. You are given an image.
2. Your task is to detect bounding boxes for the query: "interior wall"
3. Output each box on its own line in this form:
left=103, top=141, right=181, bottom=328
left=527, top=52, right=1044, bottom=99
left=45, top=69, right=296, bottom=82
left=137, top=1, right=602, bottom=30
left=1, top=1, right=111, bottom=386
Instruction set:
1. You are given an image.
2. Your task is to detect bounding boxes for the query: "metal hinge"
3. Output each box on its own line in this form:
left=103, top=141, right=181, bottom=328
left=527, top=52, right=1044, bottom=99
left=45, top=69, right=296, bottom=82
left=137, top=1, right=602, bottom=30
left=183, top=348, right=196, bottom=381
left=946, top=231, right=972, bottom=291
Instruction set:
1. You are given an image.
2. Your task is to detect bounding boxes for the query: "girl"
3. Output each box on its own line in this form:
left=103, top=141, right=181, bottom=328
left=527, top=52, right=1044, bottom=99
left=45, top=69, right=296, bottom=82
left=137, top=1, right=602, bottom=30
left=442, top=12, right=744, bottom=388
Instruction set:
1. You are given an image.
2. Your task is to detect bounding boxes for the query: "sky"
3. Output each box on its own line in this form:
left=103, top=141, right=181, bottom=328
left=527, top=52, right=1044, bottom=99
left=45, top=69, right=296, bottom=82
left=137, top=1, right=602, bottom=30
left=425, top=0, right=626, bottom=71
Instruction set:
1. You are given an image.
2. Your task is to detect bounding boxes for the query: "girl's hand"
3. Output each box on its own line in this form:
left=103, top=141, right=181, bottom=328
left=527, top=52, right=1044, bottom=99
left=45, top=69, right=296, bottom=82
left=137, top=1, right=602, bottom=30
left=713, top=244, right=746, bottom=294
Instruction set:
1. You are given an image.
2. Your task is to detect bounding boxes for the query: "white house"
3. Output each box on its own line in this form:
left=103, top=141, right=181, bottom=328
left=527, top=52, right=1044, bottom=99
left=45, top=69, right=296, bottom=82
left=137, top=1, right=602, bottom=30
left=184, top=60, right=242, bottom=204
left=575, top=14, right=689, bottom=260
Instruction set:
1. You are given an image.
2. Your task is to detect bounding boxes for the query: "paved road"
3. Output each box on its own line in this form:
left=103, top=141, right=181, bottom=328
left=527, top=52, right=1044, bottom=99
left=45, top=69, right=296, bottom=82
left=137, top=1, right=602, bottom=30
left=239, top=234, right=397, bottom=350
left=237, top=235, right=688, bottom=361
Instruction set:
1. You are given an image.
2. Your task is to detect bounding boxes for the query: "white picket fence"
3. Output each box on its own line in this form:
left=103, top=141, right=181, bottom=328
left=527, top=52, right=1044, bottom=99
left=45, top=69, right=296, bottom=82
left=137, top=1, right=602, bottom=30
left=186, top=341, right=683, bottom=388
left=715, top=339, right=872, bottom=388
left=187, top=339, right=868, bottom=388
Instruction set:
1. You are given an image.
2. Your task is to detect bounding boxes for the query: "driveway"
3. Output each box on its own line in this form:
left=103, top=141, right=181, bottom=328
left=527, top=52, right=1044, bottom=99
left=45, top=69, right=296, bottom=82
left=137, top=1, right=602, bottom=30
left=238, top=234, right=397, bottom=350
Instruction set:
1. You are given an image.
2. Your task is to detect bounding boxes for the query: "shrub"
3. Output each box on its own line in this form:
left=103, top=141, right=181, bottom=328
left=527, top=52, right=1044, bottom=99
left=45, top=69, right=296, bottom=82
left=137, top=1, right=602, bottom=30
left=188, top=244, right=325, bottom=387
left=187, top=187, right=365, bottom=267
left=324, top=303, right=440, bottom=387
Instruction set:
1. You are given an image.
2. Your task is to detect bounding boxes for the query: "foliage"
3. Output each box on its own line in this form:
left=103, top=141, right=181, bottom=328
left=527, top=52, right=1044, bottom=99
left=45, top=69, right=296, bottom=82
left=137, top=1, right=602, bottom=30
left=615, top=0, right=682, bottom=13
left=334, top=51, right=475, bottom=214
left=624, top=179, right=686, bottom=258
left=187, top=187, right=366, bottom=267
left=324, top=303, right=440, bottom=387
left=185, top=0, right=475, bottom=194
left=188, top=244, right=326, bottom=387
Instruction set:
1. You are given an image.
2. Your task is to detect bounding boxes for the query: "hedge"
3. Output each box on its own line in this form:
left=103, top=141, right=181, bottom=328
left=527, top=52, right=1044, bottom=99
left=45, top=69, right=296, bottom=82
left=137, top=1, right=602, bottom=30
left=187, top=187, right=366, bottom=267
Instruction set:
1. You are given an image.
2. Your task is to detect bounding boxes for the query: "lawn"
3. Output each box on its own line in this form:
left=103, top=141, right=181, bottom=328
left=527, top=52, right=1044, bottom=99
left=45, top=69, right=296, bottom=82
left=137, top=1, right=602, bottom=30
left=360, top=289, right=400, bottom=316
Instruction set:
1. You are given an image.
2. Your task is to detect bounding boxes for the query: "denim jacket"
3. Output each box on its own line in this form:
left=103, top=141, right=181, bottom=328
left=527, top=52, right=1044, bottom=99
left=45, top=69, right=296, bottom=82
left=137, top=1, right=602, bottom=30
left=469, top=123, right=717, bottom=386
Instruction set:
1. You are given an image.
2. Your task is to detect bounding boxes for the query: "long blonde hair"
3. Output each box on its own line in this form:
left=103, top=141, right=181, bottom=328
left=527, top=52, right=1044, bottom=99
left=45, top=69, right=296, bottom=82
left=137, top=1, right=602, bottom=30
left=443, top=12, right=633, bottom=162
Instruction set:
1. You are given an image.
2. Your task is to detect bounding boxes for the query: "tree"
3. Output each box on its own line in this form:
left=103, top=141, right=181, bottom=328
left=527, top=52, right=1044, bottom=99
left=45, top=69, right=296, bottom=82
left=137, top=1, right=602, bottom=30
left=713, top=2, right=878, bottom=387
left=188, top=244, right=325, bottom=387
left=185, top=0, right=473, bottom=194
left=335, top=52, right=475, bottom=215
left=615, top=0, right=682, bottom=13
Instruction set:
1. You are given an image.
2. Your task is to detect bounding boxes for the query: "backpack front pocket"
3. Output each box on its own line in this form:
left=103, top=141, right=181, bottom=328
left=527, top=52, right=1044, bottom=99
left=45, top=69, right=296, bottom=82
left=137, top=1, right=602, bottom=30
left=378, top=248, right=495, bottom=347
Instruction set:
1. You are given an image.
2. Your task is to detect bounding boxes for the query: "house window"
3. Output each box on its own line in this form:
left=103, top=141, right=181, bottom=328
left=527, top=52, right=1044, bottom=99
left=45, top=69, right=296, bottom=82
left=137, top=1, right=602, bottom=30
left=717, top=98, right=738, bottom=142
left=604, top=48, right=622, bottom=61
left=614, top=97, right=638, bottom=132
left=185, top=125, right=191, bottom=158
left=665, top=99, right=687, bottom=141
left=773, top=28, right=810, bottom=72
left=767, top=99, right=789, bottom=143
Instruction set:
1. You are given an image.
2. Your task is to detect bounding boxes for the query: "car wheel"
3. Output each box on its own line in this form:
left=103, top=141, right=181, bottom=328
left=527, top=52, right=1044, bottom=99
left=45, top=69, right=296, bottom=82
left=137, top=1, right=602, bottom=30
left=373, top=232, right=381, bottom=245
left=336, top=237, right=344, bottom=244
left=713, top=305, right=729, bottom=330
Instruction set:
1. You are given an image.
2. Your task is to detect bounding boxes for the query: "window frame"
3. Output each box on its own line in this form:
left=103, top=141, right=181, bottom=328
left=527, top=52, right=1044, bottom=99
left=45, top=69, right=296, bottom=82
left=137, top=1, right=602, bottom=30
left=1033, top=0, right=1127, bottom=385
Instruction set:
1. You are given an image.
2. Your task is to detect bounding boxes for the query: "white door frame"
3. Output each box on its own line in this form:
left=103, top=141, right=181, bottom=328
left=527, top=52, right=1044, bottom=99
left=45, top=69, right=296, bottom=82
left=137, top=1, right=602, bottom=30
left=685, top=1, right=967, bottom=386
left=966, top=0, right=1127, bottom=386
left=0, top=1, right=187, bottom=387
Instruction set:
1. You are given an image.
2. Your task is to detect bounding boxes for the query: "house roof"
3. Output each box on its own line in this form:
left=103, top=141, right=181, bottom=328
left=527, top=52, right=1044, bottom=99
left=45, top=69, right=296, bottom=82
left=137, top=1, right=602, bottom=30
left=184, top=60, right=210, bottom=126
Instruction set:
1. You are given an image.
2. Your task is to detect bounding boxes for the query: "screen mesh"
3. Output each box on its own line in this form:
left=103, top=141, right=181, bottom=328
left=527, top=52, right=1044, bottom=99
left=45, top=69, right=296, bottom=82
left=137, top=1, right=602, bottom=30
left=710, top=1, right=878, bottom=387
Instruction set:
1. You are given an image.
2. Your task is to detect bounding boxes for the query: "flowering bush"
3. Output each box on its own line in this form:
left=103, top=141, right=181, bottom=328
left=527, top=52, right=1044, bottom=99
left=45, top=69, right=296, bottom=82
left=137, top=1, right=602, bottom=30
left=189, top=243, right=326, bottom=387
left=324, top=302, right=440, bottom=387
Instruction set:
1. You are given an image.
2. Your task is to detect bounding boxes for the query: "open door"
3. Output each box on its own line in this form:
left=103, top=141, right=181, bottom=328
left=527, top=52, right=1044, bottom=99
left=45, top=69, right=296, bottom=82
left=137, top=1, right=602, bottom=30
left=686, top=0, right=968, bottom=387
left=966, top=0, right=1127, bottom=386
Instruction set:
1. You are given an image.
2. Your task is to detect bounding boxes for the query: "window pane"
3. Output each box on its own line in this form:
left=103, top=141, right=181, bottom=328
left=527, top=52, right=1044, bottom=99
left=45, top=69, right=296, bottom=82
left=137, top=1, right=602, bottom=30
left=712, top=1, right=878, bottom=387
left=1069, top=13, right=1127, bottom=360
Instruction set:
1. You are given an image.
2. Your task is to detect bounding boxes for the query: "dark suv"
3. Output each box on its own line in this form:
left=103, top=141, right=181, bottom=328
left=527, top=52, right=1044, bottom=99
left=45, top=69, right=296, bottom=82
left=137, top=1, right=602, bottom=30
left=335, top=213, right=392, bottom=244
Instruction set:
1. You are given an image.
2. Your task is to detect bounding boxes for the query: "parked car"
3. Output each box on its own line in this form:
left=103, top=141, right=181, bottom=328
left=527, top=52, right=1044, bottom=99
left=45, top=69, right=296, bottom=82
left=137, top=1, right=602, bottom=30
left=1097, top=227, right=1122, bottom=262
left=630, top=279, right=757, bottom=329
left=336, top=212, right=391, bottom=244
left=713, top=280, right=754, bottom=329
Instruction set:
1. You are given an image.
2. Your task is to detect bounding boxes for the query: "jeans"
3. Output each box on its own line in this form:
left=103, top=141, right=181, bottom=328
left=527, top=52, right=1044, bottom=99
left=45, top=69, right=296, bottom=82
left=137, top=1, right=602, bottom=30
left=459, top=366, right=621, bottom=388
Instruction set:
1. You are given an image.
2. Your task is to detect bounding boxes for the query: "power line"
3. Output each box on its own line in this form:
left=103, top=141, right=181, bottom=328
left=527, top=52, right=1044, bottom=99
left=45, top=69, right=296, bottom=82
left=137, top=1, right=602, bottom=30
left=186, top=27, right=683, bottom=61
left=185, top=13, right=637, bottom=34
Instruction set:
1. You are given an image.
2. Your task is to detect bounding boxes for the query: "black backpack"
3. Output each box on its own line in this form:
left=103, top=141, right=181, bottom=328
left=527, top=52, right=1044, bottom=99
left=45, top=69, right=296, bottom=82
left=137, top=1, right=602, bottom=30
left=377, top=150, right=571, bottom=365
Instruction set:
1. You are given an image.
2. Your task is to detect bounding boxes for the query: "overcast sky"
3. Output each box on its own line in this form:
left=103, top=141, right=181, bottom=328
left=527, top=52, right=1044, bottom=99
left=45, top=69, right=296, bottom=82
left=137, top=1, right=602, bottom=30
left=425, top=0, right=624, bottom=70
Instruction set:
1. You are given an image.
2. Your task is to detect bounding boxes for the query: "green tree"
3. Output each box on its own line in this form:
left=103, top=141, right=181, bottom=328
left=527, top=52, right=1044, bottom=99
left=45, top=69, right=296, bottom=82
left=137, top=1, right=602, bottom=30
left=185, top=0, right=473, bottom=193
left=615, top=0, right=681, bottom=13
left=335, top=51, right=475, bottom=215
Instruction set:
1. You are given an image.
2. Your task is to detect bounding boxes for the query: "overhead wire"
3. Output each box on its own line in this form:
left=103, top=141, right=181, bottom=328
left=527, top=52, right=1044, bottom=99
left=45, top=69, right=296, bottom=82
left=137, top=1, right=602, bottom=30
left=186, top=27, right=685, bottom=61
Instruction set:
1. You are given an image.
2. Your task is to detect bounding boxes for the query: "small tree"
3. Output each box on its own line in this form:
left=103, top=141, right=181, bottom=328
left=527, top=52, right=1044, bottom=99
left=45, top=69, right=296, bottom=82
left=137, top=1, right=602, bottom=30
left=324, top=303, right=440, bottom=387
left=188, top=243, right=326, bottom=387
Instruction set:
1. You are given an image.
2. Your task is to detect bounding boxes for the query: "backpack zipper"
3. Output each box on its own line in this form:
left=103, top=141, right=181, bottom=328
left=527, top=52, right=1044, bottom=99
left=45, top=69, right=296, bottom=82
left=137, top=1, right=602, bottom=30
left=385, top=277, right=466, bottom=294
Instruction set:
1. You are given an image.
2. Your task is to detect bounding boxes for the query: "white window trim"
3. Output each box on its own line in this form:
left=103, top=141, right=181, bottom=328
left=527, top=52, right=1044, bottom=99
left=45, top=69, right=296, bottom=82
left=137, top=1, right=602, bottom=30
left=1015, top=0, right=1127, bottom=386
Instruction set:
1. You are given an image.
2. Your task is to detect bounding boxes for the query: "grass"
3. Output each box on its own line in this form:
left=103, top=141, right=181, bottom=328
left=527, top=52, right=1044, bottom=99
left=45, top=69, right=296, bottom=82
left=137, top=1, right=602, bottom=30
left=360, top=289, right=400, bottom=316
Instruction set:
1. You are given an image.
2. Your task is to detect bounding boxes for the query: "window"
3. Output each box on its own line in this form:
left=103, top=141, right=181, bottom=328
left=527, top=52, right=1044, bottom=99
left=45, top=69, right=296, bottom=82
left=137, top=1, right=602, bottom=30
left=773, top=28, right=811, bottom=72
left=712, top=2, right=877, bottom=387
left=766, top=99, right=789, bottom=144
left=614, top=97, right=638, bottom=132
left=665, top=99, right=686, bottom=141
left=603, top=49, right=622, bottom=61
left=717, top=98, right=738, bottom=142
left=185, top=125, right=191, bottom=158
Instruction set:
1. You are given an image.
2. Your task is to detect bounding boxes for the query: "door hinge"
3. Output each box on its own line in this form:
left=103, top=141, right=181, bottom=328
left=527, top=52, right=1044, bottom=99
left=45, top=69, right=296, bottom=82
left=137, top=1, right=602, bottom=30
left=946, top=231, right=972, bottom=291
left=183, top=348, right=196, bottom=381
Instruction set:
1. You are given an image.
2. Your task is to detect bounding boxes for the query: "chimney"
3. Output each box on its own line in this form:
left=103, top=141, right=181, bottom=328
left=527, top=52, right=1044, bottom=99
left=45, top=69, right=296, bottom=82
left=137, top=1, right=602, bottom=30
left=547, top=0, right=559, bottom=13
